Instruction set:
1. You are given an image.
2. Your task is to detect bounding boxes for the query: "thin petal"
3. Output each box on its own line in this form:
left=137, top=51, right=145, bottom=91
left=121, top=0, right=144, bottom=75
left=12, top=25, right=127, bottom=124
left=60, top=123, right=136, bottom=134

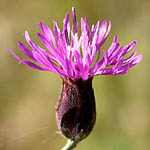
left=74, top=50, right=84, bottom=72
left=32, top=50, right=52, bottom=67
left=97, top=50, right=108, bottom=72
left=123, top=48, right=137, bottom=64
left=114, top=67, right=129, bottom=75
left=99, top=20, right=111, bottom=47
left=96, top=20, right=107, bottom=43
left=8, top=48, right=21, bottom=61
left=72, top=7, right=78, bottom=33
left=89, top=21, right=99, bottom=44
left=19, top=60, right=51, bottom=71
left=109, top=45, right=123, bottom=64
left=128, top=55, right=143, bottom=68
left=112, top=58, right=123, bottom=72
left=18, top=42, right=35, bottom=61
left=37, top=33, right=65, bottom=66
left=39, top=22, right=58, bottom=48
left=121, top=41, right=136, bottom=57
left=63, top=13, right=70, bottom=45
left=107, top=35, right=120, bottom=57
left=53, top=21, right=60, bottom=41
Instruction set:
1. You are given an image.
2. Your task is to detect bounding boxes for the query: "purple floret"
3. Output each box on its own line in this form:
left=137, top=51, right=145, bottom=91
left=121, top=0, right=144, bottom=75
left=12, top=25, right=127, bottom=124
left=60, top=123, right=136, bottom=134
left=9, top=7, right=142, bottom=80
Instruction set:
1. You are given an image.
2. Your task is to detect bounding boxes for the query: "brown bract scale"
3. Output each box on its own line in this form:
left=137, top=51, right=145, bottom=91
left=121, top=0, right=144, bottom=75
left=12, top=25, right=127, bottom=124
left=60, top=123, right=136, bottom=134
left=56, top=77, right=96, bottom=143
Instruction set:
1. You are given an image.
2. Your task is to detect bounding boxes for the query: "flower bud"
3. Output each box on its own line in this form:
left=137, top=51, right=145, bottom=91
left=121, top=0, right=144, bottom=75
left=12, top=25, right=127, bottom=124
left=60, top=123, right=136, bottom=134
left=56, top=77, right=96, bottom=143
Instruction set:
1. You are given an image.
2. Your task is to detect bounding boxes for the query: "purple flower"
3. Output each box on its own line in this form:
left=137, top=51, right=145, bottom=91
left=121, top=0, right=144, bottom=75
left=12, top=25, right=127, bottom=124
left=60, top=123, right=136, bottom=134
left=9, top=7, right=143, bottom=150
left=9, top=7, right=142, bottom=81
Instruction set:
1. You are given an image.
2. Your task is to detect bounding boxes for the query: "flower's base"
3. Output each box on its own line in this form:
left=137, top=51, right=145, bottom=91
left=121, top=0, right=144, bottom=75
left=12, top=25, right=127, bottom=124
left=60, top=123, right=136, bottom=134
left=56, top=78, right=96, bottom=142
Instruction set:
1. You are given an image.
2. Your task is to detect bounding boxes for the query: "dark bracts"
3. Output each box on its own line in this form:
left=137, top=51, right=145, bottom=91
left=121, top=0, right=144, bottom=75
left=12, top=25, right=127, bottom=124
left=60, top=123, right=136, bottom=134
left=56, top=78, right=96, bottom=143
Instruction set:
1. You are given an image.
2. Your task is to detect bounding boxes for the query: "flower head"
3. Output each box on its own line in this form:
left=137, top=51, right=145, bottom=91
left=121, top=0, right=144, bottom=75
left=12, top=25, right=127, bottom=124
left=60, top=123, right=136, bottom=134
left=9, top=7, right=142, bottom=81
left=9, top=7, right=143, bottom=150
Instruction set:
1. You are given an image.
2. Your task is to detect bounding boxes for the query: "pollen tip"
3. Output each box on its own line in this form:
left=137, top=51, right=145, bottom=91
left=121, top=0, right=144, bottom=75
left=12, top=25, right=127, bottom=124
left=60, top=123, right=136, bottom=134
left=24, top=30, right=29, bottom=36
left=72, top=7, right=75, bottom=11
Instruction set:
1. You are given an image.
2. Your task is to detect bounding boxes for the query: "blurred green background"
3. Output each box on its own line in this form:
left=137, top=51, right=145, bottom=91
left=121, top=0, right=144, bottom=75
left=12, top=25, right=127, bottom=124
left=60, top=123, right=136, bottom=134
left=0, top=0, right=149, bottom=150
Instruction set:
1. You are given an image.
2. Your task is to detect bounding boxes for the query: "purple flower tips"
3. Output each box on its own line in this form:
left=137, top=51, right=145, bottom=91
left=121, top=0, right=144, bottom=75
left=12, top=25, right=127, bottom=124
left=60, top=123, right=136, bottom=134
left=9, top=7, right=142, bottom=81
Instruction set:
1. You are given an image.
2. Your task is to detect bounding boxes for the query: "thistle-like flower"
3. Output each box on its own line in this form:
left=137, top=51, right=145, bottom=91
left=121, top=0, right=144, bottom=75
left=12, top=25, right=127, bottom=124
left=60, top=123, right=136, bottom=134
left=9, top=7, right=142, bottom=150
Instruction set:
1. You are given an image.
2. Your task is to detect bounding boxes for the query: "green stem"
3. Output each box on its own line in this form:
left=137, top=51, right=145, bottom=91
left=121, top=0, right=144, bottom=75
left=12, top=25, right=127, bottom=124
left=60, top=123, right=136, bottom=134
left=61, top=140, right=77, bottom=150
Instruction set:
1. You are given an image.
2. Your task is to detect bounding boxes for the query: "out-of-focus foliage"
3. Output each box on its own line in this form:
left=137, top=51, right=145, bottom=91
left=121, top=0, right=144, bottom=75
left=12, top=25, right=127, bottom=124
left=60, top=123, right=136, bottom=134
left=0, top=0, right=149, bottom=150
